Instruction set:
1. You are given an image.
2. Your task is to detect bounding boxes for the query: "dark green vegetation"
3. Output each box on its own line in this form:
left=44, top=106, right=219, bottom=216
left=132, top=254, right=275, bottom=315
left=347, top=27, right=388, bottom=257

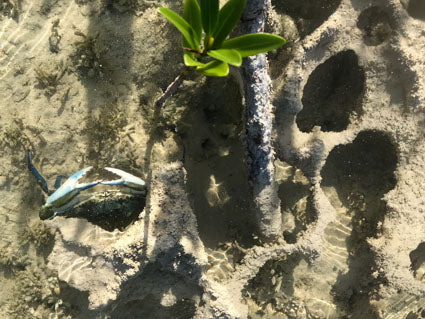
left=158, top=0, right=285, bottom=77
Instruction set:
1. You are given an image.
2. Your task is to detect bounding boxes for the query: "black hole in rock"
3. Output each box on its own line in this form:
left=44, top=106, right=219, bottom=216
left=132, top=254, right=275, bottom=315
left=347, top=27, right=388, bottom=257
left=271, top=0, right=341, bottom=39
left=357, top=6, right=393, bottom=46
left=410, top=242, right=425, bottom=280
left=408, top=0, right=425, bottom=21
left=297, top=50, right=365, bottom=132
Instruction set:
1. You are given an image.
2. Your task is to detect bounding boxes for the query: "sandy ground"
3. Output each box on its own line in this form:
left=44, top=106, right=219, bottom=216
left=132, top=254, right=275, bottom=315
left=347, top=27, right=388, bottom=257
left=0, top=0, right=425, bottom=318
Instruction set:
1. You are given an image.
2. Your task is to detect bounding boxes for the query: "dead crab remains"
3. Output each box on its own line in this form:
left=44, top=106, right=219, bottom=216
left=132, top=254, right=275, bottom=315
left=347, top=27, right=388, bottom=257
left=27, top=151, right=147, bottom=230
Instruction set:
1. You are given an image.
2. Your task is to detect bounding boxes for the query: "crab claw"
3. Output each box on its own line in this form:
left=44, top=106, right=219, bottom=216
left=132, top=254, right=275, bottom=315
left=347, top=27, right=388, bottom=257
left=101, top=167, right=146, bottom=191
left=46, top=166, right=101, bottom=206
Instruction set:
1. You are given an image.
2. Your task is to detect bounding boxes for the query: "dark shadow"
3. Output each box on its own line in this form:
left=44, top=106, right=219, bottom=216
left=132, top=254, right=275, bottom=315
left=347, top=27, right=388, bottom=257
left=407, top=0, right=425, bottom=21
left=65, top=193, right=146, bottom=231
left=276, top=165, right=316, bottom=243
left=271, top=0, right=341, bottom=39
left=107, top=244, right=202, bottom=319
left=410, top=242, right=425, bottom=279
left=357, top=6, right=393, bottom=46
left=297, top=50, right=365, bottom=132
left=243, top=254, right=304, bottom=314
left=178, top=76, right=257, bottom=249
left=109, top=295, right=196, bottom=319
left=58, top=280, right=98, bottom=319
left=280, top=188, right=315, bottom=244
left=321, top=130, right=398, bottom=316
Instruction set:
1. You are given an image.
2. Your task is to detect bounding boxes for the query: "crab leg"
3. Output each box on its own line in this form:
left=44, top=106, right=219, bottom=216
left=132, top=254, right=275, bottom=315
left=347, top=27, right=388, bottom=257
left=101, top=167, right=146, bottom=190
left=26, top=150, right=49, bottom=194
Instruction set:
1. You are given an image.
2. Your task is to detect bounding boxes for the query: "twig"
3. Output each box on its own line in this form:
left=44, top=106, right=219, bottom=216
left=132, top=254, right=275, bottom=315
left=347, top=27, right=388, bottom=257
left=155, top=68, right=190, bottom=107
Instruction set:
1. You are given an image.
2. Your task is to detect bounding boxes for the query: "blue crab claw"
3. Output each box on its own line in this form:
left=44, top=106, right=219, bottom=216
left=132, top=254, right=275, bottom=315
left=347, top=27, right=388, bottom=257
left=40, top=167, right=102, bottom=220
left=101, top=167, right=146, bottom=191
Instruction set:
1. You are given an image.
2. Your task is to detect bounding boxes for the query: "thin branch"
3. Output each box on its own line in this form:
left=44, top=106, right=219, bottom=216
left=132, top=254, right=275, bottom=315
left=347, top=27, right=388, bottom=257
left=155, top=68, right=190, bottom=108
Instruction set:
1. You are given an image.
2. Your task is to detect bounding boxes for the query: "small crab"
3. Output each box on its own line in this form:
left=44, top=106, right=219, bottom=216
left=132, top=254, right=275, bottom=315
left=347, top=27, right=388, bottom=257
left=27, top=151, right=146, bottom=221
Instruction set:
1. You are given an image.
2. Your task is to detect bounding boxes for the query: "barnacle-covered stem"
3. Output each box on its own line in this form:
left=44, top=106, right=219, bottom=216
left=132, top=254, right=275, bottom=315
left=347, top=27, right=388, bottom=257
left=241, top=0, right=282, bottom=241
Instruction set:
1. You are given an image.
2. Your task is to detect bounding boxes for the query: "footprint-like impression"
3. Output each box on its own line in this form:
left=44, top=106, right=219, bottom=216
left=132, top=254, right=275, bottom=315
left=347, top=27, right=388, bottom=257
left=296, top=50, right=365, bottom=132
left=322, top=130, right=397, bottom=315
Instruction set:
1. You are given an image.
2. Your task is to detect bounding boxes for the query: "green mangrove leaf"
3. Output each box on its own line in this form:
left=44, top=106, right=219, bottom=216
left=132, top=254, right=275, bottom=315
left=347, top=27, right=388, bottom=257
left=200, top=0, right=219, bottom=36
left=221, top=33, right=286, bottom=57
left=196, top=60, right=229, bottom=77
left=207, top=49, right=242, bottom=66
left=158, top=7, right=198, bottom=50
left=184, top=52, right=203, bottom=66
left=212, top=0, right=246, bottom=48
left=183, top=0, right=202, bottom=46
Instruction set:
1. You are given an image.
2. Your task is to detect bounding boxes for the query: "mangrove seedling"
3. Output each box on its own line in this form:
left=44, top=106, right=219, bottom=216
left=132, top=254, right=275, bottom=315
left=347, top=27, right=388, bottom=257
left=156, top=0, right=285, bottom=106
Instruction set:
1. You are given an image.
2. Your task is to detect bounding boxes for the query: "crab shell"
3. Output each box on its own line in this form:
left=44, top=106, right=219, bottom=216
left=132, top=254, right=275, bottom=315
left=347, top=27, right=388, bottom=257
left=40, top=167, right=101, bottom=220
left=40, top=167, right=146, bottom=221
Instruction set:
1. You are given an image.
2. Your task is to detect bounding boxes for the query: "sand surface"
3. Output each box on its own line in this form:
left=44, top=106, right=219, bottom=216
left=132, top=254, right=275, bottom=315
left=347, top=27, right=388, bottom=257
left=1, top=0, right=425, bottom=318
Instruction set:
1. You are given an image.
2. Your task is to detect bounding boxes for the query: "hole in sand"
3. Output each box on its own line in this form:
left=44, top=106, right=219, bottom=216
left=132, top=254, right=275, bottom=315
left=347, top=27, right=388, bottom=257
left=357, top=6, right=393, bottom=46
left=407, top=0, right=425, bottom=21
left=297, top=50, right=365, bottom=132
left=271, top=0, right=341, bottom=39
left=410, top=242, right=425, bottom=282
left=321, top=130, right=398, bottom=315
